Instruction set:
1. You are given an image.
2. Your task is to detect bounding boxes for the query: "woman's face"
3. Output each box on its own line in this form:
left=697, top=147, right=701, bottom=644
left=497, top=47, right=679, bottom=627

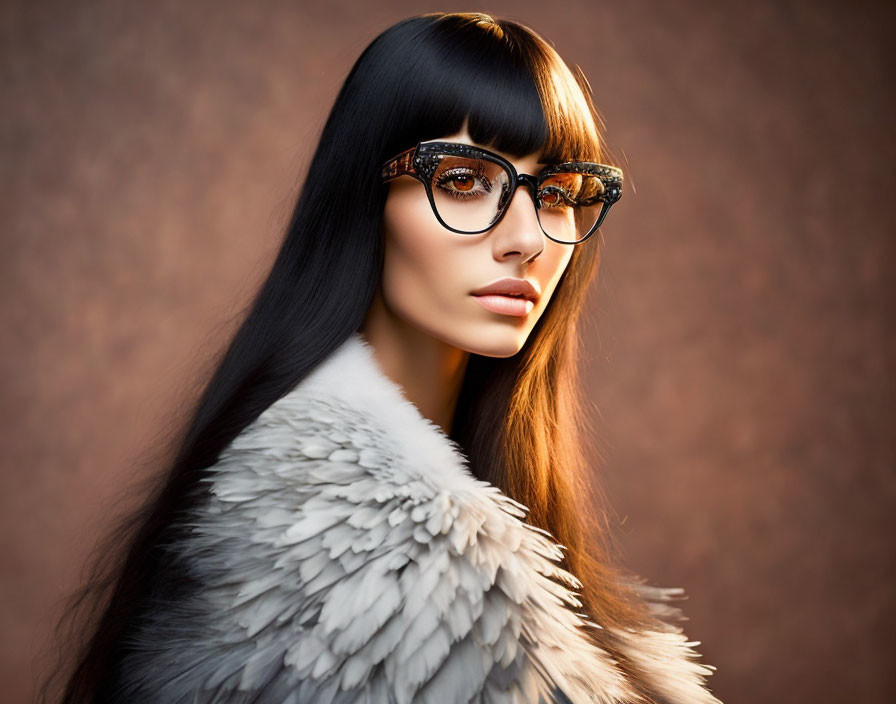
left=378, top=124, right=575, bottom=358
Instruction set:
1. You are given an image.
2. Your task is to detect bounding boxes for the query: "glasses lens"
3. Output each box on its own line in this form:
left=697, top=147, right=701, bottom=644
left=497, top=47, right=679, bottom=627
left=425, top=150, right=612, bottom=243
left=428, top=153, right=511, bottom=232
left=536, top=171, right=607, bottom=244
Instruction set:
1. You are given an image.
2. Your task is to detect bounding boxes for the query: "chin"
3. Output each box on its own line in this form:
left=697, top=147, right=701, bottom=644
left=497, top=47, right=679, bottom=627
left=461, top=327, right=530, bottom=358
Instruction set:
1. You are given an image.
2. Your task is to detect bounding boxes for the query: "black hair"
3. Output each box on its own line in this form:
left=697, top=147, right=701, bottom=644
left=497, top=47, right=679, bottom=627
left=38, top=13, right=654, bottom=703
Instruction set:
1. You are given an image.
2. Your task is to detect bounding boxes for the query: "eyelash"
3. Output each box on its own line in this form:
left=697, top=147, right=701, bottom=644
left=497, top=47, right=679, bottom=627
left=434, top=165, right=582, bottom=210
left=435, top=166, right=493, bottom=200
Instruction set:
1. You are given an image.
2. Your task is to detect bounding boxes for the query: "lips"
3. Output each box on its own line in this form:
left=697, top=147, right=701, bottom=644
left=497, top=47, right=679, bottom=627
left=471, top=277, right=541, bottom=303
left=470, top=278, right=541, bottom=318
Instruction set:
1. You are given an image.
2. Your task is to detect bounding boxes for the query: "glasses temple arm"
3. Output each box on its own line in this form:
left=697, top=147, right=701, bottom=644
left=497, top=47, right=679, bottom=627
left=380, top=146, right=418, bottom=182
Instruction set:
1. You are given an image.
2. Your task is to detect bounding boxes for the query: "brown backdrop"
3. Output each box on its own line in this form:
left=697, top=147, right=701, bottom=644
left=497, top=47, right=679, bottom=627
left=2, top=2, right=893, bottom=702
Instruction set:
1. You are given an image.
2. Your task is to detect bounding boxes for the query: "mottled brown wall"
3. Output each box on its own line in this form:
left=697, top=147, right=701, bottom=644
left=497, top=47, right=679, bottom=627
left=2, top=1, right=893, bottom=702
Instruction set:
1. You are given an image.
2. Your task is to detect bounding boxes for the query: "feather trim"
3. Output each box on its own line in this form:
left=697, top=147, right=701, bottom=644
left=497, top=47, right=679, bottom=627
left=114, top=332, right=721, bottom=703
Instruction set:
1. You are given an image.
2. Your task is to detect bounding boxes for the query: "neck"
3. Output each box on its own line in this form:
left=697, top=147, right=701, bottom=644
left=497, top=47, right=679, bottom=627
left=359, top=288, right=470, bottom=436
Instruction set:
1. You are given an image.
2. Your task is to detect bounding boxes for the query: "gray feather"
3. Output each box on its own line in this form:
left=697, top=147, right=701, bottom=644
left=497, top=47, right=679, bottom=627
left=112, top=332, right=721, bottom=704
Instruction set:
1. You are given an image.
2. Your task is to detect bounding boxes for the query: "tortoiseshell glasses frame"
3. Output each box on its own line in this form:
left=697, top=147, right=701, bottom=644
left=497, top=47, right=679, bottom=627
left=379, top=139, right=624, bottom=244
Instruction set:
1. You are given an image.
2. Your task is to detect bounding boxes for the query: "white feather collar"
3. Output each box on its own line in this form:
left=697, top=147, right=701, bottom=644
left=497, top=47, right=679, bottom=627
left=115, top=331, right=721, bottom=704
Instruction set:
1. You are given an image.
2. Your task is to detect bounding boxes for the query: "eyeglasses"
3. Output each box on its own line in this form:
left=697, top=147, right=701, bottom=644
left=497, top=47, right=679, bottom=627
left=380, top=139, right=623, bottom=245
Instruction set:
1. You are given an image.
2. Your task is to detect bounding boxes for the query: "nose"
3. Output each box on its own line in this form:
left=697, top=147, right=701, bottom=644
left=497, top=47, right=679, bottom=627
left=491, top=179, right=545, bottom=263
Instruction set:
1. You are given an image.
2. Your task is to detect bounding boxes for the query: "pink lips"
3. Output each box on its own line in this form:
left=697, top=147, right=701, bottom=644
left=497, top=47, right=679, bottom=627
left=473, top=294, right=535, bottom=316
left=471, top=277, right=541, bottom=317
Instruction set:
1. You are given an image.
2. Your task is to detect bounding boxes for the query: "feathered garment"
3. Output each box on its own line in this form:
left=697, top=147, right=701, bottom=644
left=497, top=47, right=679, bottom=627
left=115, top=332, right=721, bottom=703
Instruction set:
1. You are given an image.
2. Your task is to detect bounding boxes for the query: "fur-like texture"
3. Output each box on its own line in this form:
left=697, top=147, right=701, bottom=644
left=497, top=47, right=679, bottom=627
left=115, top=332, right=721, bottom=703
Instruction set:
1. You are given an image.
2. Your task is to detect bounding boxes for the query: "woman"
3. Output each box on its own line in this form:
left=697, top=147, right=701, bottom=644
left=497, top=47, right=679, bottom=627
left=42, top=12, right=721, bottom=704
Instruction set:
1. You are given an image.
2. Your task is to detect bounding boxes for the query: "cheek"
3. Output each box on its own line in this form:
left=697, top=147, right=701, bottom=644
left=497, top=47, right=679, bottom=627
left=538, top=243, right=575, bottom=302
left=379, top=190, right=466, bottom=320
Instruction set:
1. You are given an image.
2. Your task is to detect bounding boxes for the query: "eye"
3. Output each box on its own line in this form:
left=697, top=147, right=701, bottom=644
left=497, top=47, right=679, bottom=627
left=538, top=185, right=576, bottom=209
left=435, top=167, right=493, bottom=200
left=537, top=171, right=590, bottom=209
left=444, top=172, right=475, bottom=192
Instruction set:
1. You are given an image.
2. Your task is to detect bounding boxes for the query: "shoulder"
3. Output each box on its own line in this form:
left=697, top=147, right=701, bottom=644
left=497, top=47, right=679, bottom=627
left=208, top=331, right=524, bottom=538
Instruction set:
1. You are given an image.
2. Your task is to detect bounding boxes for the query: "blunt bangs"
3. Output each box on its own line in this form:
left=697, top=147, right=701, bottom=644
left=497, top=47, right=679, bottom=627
left=376, top=13, right=605, bottom=168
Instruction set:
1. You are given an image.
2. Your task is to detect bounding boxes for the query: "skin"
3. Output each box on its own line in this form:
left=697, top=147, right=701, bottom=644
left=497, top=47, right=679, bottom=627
left=360, top=121, right=574, bottom=435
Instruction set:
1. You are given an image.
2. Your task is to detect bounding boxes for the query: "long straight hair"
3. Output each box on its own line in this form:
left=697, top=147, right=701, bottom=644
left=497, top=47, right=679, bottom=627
left=39, top=12, right=662, bottom=703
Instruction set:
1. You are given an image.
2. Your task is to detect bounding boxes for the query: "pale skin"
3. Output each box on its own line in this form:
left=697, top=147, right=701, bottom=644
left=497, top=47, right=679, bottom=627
left=360, top=121, right=574, bottom=435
